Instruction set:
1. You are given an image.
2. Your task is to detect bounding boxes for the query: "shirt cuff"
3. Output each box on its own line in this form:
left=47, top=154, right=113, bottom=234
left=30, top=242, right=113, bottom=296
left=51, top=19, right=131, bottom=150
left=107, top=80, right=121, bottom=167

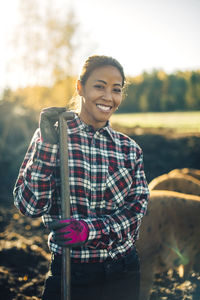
left=83, top=218, right=108, bottom=242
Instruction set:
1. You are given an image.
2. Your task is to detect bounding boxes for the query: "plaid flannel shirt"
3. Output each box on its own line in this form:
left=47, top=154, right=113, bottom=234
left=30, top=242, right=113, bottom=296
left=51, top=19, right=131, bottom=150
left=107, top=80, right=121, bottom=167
left=14, top=115, right=149, bottom=263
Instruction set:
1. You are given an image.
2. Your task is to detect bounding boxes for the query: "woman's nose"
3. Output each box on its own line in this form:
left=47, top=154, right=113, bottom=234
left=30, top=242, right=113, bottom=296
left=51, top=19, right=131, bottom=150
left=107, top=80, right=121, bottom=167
left=103, top=89, right=112, bottom=101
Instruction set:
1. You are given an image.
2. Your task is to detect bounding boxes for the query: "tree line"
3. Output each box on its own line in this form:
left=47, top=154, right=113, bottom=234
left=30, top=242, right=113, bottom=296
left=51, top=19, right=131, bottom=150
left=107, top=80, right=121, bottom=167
left=2, top=69, right=200, bottom=113
left=119, top=69, right=200, bottom=113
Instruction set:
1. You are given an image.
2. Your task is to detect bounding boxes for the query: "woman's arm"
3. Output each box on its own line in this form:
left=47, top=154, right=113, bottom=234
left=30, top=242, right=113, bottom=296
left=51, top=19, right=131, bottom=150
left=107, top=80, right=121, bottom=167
left=84, top=150, right=149, bottom=249
left=13, top=128, right=59, bottom=217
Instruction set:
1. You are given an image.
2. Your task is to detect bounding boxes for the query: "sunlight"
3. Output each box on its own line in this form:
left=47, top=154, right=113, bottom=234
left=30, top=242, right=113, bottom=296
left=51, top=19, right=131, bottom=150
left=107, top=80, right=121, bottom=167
left=0, top=0, right=200, bottom=90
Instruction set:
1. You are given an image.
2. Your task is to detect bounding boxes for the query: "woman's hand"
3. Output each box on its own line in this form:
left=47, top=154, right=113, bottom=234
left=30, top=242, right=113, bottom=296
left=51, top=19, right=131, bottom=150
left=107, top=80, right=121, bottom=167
left=39, top=107, right=67, bottom=144
left=49, top=218, right=89, bottom=247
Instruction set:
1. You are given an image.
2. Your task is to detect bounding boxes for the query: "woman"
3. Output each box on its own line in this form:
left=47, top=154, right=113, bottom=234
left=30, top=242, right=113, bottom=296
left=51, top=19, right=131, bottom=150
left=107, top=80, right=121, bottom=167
left=13, top=55, right=149, bottom=300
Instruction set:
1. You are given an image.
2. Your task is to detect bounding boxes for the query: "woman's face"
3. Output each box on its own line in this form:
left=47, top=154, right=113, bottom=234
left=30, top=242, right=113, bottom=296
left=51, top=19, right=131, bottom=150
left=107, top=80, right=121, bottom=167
left=78, top=65, right=123, bottom=130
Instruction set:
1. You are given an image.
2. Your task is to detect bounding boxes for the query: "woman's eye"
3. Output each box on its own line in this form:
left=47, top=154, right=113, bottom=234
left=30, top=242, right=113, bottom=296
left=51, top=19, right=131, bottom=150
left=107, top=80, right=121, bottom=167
left=113, top=88, right=122, bottom=93
left=94, top=85, right=104, bottom=89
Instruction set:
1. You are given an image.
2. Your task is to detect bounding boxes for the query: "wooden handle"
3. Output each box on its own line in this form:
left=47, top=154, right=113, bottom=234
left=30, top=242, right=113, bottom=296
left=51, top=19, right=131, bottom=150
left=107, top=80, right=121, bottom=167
left=58, top=112, right=74, bottom=300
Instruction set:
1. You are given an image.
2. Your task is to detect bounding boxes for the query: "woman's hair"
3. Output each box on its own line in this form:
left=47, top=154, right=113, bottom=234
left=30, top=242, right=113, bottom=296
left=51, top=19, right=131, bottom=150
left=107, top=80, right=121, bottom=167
left=68, top=55, right=126, bottom=112
left=79, top=55, right=126, bottom=87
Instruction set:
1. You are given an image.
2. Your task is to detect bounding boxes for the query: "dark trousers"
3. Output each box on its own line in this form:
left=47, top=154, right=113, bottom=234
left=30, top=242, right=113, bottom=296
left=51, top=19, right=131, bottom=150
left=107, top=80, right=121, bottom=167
left=42, top=248, right=140, bottom=300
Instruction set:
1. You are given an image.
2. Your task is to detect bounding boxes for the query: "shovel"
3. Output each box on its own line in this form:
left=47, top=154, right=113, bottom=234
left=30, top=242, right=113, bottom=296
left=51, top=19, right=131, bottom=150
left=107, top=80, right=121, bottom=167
left=58, top=111, right=75, bottom=300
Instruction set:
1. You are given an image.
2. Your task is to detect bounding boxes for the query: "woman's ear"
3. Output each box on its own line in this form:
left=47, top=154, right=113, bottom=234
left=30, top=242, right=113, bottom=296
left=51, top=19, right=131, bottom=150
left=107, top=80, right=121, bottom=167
left=77, top=80, right=83, bottom=96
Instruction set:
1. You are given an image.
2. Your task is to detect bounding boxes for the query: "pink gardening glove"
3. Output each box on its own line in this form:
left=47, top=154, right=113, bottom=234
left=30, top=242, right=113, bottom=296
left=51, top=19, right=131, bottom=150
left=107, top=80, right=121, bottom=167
left=49, top=218, right=89, bottom=247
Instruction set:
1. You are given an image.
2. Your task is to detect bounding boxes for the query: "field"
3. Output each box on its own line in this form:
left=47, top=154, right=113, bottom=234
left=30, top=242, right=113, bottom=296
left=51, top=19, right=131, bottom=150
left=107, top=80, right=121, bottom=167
left=111, top=111, right=200, bottom=134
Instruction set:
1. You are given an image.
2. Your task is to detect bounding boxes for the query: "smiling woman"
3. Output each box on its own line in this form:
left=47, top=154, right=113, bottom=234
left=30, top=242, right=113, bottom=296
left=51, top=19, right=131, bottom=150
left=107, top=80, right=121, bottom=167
left=13, top=54, right=149, bottom=300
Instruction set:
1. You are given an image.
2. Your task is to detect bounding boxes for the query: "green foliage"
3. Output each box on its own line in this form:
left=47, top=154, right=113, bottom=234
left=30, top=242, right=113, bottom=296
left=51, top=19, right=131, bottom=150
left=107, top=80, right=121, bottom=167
left=0, top=100, right=38, bottom=200
left=119, top=70, right=200, bottom=113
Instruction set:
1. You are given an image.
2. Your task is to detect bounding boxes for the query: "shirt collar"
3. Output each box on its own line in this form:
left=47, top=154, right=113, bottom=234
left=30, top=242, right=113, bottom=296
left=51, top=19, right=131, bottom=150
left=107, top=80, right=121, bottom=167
left=67, top=114, right=115, bottom=142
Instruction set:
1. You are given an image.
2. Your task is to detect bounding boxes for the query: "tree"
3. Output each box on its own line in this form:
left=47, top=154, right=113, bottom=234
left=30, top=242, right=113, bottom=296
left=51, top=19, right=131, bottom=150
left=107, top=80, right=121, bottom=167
left=118, top=70, right=200, bottom=113
left=188, top=72, right=200, bottom=109
left=12, top=0, right=81, bottom=86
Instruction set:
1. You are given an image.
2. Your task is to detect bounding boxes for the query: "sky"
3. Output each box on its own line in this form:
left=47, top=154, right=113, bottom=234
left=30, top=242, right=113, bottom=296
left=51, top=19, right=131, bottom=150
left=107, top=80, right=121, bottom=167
left=0, top=0, right=200, bottom=91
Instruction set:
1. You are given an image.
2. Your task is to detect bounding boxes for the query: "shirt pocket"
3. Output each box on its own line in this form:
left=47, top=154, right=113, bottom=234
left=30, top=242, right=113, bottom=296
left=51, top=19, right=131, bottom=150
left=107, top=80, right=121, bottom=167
left=103, top=166, right=134, bottom=212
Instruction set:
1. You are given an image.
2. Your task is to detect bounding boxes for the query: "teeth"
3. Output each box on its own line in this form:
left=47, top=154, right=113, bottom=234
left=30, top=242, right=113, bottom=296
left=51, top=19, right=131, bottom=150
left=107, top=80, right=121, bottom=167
left=97, top=105, right=111, bottom=111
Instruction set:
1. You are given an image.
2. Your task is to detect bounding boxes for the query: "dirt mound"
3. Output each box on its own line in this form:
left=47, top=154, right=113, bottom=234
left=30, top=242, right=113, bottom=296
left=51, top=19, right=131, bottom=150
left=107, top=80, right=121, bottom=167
left=0, top=205, right=50, bottom=300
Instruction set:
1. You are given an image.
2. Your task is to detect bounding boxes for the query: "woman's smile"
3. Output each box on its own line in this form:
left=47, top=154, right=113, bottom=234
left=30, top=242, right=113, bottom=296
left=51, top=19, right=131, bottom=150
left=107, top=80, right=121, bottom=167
left=96, top=103, right=112, bottom=112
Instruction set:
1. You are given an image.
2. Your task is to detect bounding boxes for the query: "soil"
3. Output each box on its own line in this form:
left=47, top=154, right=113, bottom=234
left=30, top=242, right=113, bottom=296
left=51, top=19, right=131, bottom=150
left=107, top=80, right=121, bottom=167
left=1, top=128, right=200, bottom=300
left=0, top=203, right=50, bottom=300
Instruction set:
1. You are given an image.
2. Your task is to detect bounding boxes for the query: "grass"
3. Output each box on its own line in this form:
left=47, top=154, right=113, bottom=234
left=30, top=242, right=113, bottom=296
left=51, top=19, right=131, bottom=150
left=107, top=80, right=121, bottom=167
left=110, top=111, right=200, bottom=134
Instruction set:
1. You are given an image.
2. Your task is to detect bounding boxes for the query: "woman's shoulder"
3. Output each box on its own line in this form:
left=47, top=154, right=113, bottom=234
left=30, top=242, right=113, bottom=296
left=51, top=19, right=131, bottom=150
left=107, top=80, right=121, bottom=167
left=110, top=127, right=142, bottom=152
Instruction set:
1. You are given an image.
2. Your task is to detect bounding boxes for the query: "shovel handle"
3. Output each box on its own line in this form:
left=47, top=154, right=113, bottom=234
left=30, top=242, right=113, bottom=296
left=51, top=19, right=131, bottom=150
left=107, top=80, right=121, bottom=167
left=62, top=111, right=75, bottom=121
left=58, top=111, right=75, bottom=300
